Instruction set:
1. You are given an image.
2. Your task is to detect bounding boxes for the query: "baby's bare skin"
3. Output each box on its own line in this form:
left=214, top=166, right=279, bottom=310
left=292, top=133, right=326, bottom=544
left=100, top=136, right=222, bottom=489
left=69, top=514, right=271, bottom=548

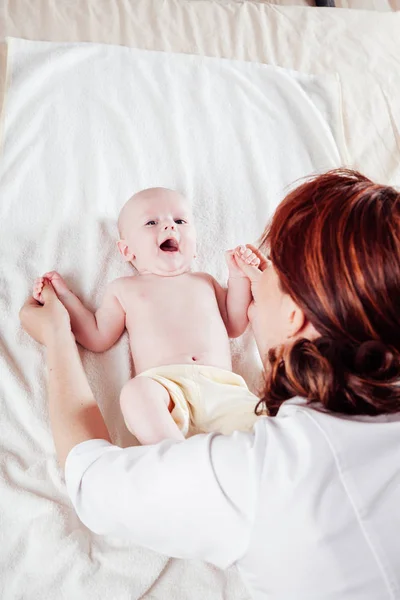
left=117, top=272, right=232, bottom=374
left=33, top=188, right=259, bottom=444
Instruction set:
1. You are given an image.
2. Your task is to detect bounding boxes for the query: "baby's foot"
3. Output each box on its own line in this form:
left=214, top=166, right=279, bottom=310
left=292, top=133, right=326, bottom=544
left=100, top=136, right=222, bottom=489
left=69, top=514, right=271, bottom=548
left=33, top=271, right=71, bottom=304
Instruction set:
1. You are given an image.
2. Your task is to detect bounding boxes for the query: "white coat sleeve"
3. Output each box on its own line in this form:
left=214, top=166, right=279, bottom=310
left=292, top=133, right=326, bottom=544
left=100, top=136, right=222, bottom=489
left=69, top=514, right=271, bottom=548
left=64, top=422, right=267, bottom=569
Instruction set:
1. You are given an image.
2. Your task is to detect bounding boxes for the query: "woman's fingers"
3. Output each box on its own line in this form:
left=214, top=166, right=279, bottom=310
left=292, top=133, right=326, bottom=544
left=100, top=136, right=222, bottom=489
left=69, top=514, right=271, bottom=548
left=22, top=295, right=41, bottom=310
left=20, top=279, right=71, bottom=346
left=19, top=296, right=41, bottom=336
left=40, top=278, right=57, bottom=302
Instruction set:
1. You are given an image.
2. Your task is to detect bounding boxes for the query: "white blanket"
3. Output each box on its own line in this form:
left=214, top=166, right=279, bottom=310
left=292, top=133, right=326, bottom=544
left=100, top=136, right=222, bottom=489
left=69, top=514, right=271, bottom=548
left=0, top=38, right=344, bottom=600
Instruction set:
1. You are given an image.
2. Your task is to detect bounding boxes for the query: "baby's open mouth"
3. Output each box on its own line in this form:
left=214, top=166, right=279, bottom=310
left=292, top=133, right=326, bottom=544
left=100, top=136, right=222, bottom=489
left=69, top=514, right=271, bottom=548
left=159, top=238, right=179, bottom=252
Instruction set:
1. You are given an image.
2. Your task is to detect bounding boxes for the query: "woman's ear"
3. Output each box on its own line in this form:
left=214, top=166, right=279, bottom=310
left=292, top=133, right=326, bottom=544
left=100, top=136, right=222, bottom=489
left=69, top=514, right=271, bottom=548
left=287, top=301, right=306, bottom=339
left=117, top=240, right=135, bottom=262
left=286, top=296, right=319, bottom=341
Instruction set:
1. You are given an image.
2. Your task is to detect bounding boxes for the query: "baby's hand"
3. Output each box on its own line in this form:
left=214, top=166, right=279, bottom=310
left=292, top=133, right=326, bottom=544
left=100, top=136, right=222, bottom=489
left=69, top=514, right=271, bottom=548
left=33, top=271, right=71, bottom=305
left=225, top=245, right=260, bottom=278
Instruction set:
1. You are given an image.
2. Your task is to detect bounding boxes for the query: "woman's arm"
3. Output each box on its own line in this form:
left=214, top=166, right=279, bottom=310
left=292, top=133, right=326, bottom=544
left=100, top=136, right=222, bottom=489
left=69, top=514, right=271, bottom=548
left=46, top=329, right=111, bottom=468
left=20, top=280, right=111, bottom=468
left=65, top=425, right=266, bottom=568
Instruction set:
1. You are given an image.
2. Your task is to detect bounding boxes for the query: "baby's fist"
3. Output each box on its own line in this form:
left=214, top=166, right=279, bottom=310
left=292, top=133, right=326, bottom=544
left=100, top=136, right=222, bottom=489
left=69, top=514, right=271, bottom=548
left=32, top=271, right=71, bottom=305
left=33, top=276, right=45, bottom=304
left=236, top=246, right=261, bottom=268
left=226, top=245, right=260, bottom=278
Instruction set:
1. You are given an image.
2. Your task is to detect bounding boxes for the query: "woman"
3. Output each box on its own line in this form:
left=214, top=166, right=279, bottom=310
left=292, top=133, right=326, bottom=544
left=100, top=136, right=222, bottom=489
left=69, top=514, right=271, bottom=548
left=20, top=169, right=400, bottom=599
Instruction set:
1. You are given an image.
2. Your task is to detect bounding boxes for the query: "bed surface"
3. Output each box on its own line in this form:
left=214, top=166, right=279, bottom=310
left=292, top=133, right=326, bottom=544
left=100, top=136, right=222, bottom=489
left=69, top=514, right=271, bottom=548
left=1, top=0, right=400, bottom=183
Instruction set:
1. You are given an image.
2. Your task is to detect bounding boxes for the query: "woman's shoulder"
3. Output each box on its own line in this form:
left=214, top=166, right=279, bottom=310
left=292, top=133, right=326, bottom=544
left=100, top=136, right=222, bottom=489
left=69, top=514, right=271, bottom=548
left=272, top=397, right=400, bottom=449
left=265, top=398, right=400, bottom=485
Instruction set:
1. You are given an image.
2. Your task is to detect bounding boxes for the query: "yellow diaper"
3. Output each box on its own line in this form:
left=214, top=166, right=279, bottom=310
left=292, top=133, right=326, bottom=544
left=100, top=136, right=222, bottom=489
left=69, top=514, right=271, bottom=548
left=136, top=364, right=261, bottom=437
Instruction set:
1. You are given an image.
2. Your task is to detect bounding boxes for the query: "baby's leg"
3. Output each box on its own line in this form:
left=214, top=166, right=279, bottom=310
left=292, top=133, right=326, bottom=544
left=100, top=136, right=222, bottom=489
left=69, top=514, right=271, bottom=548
left=120, top=377, right=184, bottom=445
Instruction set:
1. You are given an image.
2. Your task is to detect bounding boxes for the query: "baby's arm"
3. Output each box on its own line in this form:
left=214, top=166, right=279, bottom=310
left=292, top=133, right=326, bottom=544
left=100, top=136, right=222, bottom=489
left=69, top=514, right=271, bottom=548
left=33, top=272, right=126, bottom=352
left=213, top=246, right=260, bottom=338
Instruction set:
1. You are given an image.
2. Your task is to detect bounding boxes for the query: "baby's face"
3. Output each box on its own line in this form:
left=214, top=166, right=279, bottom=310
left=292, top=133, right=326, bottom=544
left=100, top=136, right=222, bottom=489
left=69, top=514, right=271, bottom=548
left=118, top=188, right=197, bottom=276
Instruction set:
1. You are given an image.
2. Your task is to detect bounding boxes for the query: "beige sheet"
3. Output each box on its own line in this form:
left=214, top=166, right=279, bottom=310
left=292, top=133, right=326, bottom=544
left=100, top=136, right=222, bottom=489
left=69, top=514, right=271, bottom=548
left=1, top=0, right=399, bottom=598
left=1, top=0, right=400, bottom=184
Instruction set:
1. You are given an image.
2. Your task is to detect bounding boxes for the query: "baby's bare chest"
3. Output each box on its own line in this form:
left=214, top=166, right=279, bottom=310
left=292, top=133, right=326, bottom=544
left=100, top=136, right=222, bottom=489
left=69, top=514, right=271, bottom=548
left=122, top=275, right=221, bottom=325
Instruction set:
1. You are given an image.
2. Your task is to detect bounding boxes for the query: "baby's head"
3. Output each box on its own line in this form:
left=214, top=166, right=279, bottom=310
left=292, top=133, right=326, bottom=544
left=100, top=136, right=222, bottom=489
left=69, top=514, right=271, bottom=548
left=117, top=187, right=197, bottom=276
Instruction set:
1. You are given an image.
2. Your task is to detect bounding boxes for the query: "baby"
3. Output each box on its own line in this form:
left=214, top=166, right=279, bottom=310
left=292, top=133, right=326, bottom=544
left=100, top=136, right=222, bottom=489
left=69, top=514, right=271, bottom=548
left=33, top=188, right=262, bottom=443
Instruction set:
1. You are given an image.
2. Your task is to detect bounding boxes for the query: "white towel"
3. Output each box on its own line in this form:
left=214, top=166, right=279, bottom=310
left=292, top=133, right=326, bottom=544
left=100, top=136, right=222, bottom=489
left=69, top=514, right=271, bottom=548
left=0, top=38, right=344, bottom=600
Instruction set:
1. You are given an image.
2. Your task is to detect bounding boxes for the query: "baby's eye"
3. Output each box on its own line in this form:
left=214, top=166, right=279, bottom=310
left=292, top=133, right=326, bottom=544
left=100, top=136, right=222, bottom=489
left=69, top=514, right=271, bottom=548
left=174, top=219, right=186, bottom=225
left=145, top=220, right=157, bottom=226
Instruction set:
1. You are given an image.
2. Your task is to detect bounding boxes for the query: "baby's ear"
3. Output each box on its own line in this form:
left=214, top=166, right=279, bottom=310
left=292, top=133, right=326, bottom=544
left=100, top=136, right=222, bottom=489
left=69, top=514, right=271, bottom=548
left=117, top=240, right=135, bottom=262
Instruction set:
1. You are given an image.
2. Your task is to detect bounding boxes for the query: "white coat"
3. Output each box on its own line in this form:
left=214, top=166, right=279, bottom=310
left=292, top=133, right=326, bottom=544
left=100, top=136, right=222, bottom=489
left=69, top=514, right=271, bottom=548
left=65, top=398, right=400, bottom=599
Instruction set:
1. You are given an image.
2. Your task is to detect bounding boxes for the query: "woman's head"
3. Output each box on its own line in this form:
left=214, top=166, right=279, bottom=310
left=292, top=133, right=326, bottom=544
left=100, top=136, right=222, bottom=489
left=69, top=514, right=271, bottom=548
left=254, top=169, right=400, bottom=417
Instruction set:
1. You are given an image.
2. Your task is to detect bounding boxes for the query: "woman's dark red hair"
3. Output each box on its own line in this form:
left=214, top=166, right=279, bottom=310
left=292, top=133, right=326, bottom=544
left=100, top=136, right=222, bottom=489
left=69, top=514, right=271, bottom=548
left=258, top=169, right=400, bottom=417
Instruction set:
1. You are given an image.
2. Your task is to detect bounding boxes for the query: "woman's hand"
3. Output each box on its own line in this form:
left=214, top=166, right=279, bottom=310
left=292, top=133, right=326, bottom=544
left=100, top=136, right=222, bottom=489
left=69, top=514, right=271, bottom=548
left=19, top=279, right=72, bottom=346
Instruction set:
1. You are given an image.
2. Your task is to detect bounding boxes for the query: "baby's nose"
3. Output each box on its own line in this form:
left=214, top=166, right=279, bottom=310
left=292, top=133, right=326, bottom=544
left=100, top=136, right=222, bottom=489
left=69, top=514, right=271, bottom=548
left=164, top=223, right=176, bottom=230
